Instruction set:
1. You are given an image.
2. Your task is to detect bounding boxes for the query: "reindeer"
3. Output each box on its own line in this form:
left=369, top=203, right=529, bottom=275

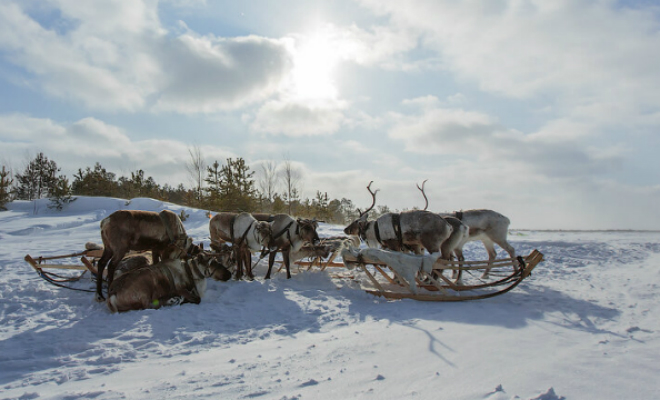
left=415, top=180, right=517, bottom=279
left=416, top=180, right=469, bottom=283
left=343, top=182, right=454, bottom=259
left=264, top=214, right=321, bottom=279
left=440, top=209, right=516, bottom=279
left=106, top=250, right=232, bottom=313
left=209, top=212, right=273, bottom=280
left=95, top=209, right=191, bottom=301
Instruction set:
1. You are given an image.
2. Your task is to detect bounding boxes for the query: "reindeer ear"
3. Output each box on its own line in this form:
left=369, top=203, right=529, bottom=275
left=359, top=213, right=368, bottom=221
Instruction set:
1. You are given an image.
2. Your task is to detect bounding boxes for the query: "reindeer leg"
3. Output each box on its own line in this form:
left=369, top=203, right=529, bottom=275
left=264, top=251, right=276, bottom=280
left=283, top=249, right=291, bottom=279
left=95, top=249, right=112, bottom=302
left=453, top=248, right=465, bottom=285
left=233, top=247, right=243, bottom=280
left=244, top=248, right=254, bottom=280
left=106, top=254, right=123, bottom=295
left=481, top=239, right=497, bottom=279
left=494, top=238, right=517, bottom=271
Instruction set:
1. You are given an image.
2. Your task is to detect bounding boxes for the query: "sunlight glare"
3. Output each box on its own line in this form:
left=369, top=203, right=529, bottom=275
left=289, top=31, right=340, bottom=100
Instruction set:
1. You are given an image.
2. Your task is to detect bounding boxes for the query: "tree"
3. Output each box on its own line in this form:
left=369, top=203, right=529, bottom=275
left=72, top=162, right=117, bottom=196
left=257, top=160, right=278, bottom=207
left=48, top=175, right=76, bottom=211
left=185, top=145, right=206, bottom=206
left=204, top=160, right=222, bottom=209
left=280, top=155, right=302, bottom=215
left=203, top=158, right=258, bottom=211
left=0, top=165, right=13, bottom=210
left=14, top=153, right=60, bottom=200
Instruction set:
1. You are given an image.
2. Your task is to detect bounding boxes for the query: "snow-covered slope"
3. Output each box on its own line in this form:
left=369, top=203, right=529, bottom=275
left=1, top=197, right=658, bottom=399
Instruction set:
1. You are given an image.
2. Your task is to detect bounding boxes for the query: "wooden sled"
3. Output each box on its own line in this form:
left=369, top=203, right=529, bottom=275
left=340, top=249, right=544, bottom=301
left=24, top=247, right=105, bottom=293
left=24, top=246, right=161, bottom=292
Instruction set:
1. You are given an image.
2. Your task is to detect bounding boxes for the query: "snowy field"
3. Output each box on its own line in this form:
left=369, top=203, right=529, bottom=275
left=1, top=197, right=659, bottom=400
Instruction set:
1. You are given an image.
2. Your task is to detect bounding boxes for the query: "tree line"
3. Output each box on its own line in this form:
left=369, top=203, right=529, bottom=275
left=0, top=151, right=393, bottom=224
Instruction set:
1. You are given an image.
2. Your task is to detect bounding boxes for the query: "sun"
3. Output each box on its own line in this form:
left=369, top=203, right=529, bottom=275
left=289, top=30, right=340, bottom=101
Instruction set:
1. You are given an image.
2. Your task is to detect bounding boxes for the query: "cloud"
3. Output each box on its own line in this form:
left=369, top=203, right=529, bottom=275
left=0, top=1, right=293, bottom=113
left=0, top=114, right=234, bottom=185
left=357, top=0, right=660, bottom=125
left=152, top=34, right=293, bottom=113
left=388, top=100, right=625, bottom=179
left=250, top=99, right=347, bottom=136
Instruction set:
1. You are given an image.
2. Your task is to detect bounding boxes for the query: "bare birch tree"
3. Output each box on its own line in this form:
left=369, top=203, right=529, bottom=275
left=185, top=145, right=205, bottom=205
left=257, top=160, right=278, bottom=203
left=280, top=154, right=302, bottom=215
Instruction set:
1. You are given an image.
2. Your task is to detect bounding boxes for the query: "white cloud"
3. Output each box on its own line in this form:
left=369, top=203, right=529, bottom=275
left=250, top=99, right=347, bottom=136
left=388, top=101, right=625, bottom=179
left=0, top=1, right=293, bottom=113
left=0, top=114, right=234, bottom=186
left=357, top=0, right=660, bottom=125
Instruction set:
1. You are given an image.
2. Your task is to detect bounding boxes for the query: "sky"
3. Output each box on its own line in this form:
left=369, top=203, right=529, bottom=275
left=1, top=0, right=659, bottom=230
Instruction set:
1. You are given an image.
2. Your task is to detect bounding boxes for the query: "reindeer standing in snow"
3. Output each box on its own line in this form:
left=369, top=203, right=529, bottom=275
left=416, top=180, right=517, bottom=279
left=343, top=182, right=454, bottom=259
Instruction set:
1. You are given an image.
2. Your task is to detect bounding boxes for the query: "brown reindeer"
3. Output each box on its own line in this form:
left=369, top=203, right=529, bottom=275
left=95, top=210, right=190, bottom=301
left=209, top=212, right=273, bottom=280
left=264, top=214, right=321, bottom=279
left=106, top=250, right=232, bottom=313
left=343, top=182, right=454, bottom=259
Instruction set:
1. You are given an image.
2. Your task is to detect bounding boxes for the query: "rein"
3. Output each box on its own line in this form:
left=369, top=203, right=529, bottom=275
left=270, top=220, right=294, bottom=250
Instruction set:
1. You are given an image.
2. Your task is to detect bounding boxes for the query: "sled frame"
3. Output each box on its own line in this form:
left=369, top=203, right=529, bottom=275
left=342, top=250, right=544, bottom=302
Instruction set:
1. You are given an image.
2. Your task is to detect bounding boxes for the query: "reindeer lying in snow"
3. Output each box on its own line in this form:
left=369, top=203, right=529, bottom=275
left=106, top=250, right=232, bottom=313
left=96, top=209, right=191, bottom=301
left=209, top=212, right=273, bottom=280
left=265, top=214, right=321, bottom=279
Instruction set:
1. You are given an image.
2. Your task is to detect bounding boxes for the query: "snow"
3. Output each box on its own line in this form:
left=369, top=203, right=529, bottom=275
left=1, top=197, right=659, bottom=400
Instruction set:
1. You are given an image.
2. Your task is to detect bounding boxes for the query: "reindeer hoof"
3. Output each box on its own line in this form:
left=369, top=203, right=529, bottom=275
left=95, top=293, right=106, bottom=302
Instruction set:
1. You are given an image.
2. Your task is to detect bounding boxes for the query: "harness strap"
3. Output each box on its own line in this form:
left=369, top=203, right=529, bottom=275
left=161, top=263, right=178, bottom=293
left=392, top=213, right=403, bottom=249
left=374, top=220, right=382, bottom=244
left=229, top=214, right=236, bottom=242
left=237, top=221, right=255, bottom=247
left=270, top=220, right=295, bottom=249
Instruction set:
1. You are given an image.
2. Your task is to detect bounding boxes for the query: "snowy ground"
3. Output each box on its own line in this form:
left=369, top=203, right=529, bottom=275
left=1, top=197, right=659, bottom=400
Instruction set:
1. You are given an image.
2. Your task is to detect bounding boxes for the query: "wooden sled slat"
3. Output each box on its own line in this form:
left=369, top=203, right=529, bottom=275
left=343, top=249, right=543, bottom=302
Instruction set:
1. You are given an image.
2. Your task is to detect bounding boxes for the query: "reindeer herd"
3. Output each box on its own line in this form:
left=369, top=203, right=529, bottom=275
left=97, top=182, right=516, bottom=313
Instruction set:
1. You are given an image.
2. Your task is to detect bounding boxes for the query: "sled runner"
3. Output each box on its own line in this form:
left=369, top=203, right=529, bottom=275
left=24, top=245, right=105, bottom=292
left=339, top=248, right=543, bottom=301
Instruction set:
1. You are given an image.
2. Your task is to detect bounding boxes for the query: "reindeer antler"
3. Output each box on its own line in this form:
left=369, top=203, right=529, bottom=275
left=416, top=179, right=429, bottom=211
left=360, top=181, right=379, bottom=218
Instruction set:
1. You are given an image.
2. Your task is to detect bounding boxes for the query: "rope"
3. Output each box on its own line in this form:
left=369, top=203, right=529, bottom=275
left=35, top=268, right=96, bottom=293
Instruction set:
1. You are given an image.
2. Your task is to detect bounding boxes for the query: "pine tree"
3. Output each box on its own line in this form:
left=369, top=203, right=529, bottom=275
left=15, top=153, right=60, bottom=200
left=48, top=175, right=76, bottom=211
left=219, top=157, right=257, bottom=212
left=0, top=165, right=13, bottom=211
left=204, top=161, right=222, bottom=210
left=72, top=162, right=117, bottom=196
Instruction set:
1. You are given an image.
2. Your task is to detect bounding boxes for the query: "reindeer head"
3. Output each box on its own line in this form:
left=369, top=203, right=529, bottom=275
left=296, top=218, right=321, bottom=245
left=196, top=249, right=232, bottom=281
left=343, top=181, right=378, bottom=238
left=254, top=220, right=274, bottom=250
